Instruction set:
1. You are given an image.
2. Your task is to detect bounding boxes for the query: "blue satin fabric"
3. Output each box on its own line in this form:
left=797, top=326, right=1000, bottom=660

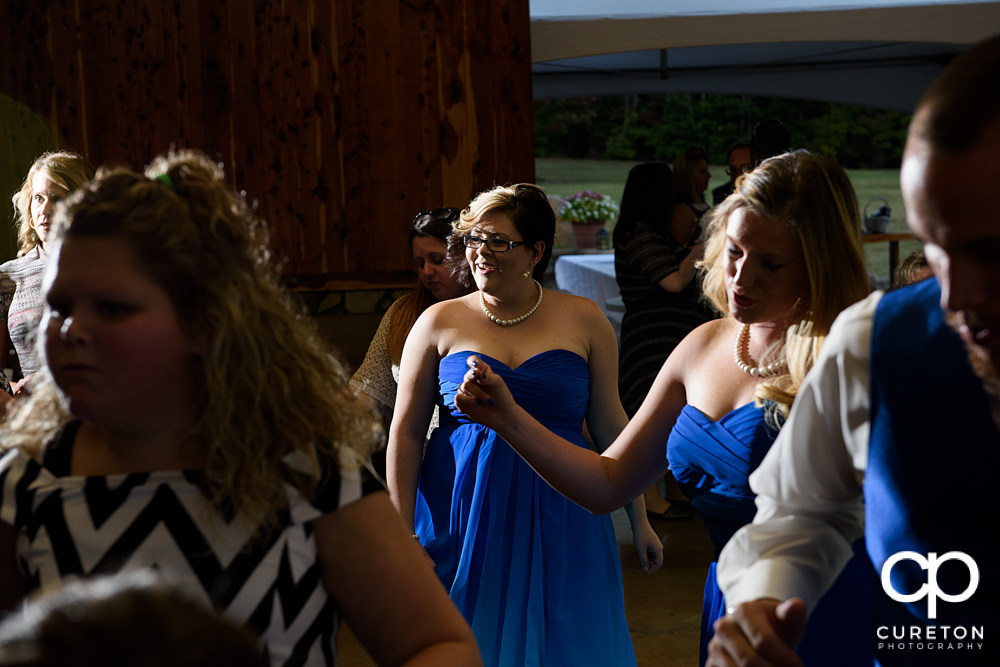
left=668, top=403, right=778, bottom=557
left=669, top=401, right=873, bottom=666
left=414, top=350, right=637, bottom=667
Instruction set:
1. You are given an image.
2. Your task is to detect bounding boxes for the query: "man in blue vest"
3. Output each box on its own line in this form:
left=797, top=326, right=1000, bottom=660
left=708, top=34, right=1000, bottom=667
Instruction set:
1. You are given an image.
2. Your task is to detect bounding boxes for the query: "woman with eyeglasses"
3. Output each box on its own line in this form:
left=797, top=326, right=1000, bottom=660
left=453, top=154, right=876, bottom=667
left=387, top=184, right=661, bottom=667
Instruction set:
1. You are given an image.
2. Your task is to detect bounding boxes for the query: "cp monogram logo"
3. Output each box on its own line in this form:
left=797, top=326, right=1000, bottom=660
left=881, top=551, right=979, bottom=619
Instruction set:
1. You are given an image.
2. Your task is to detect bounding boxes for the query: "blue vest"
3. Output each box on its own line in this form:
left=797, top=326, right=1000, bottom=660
left=867, top=279, right=998, bottom=665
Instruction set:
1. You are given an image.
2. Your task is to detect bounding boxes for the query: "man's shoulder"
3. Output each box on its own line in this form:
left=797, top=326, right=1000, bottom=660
left=821, top=291, right=885, bottom=364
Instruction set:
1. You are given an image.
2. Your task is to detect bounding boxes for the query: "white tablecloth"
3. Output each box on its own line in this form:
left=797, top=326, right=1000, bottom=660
left=554, top=253, right=623, bottom=338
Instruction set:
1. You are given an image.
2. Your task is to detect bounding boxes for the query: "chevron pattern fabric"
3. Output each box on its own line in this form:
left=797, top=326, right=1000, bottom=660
left=0, top=425, right=361, bottom=667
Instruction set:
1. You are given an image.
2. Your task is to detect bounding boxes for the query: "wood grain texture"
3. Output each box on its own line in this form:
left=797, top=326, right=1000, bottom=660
left=0, top=0, right=535, bottom=286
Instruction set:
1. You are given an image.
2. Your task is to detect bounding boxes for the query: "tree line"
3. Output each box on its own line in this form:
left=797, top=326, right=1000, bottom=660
left=534, top=94, right=912, bottom=169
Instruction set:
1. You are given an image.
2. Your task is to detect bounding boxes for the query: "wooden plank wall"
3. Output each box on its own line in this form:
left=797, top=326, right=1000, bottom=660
left=0, top=0, right=535, bottom=287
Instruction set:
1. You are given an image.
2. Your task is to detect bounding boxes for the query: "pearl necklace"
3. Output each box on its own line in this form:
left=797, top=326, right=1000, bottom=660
left=480, top=280, right=544, bottom=326
left=733, top=323, right=786, bottom=377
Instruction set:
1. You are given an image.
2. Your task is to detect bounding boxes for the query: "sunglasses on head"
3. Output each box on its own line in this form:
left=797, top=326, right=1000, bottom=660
left=415, top=207, right=461, bottom=226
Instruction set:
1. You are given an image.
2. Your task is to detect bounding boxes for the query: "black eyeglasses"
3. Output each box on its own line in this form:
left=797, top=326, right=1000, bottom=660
left=461, top=235, right=526, bottom=252
left=726, top=164, right=752, bottom=177
left=415, top=207, right=461, bottom=225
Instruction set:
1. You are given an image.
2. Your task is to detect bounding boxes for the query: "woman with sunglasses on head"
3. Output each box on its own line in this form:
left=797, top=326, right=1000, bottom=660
left=351, top=208, right=471, bottom=492
left=388, top=184, right=661, bottom=667
left=455, top=154, right=876, bottom=667
left=351, top=209, right=470, bottom=416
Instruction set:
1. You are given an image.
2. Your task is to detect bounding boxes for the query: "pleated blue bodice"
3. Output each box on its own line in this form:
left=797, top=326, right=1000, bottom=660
left=414, top=349, right=637, bottom=667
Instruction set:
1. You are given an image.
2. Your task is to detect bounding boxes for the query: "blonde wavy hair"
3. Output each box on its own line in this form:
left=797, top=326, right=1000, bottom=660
left=11, top=151, right=95, bottom=255
left=699, top=151, right=870, bottom=421
left=1, top=150, right=381, bottom=526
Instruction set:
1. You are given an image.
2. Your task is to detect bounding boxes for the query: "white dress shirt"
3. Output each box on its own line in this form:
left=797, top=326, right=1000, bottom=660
left=717, top=288, right=1000, bottom=612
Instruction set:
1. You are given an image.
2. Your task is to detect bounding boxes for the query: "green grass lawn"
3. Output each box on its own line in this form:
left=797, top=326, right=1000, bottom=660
left=536, top=157, right=921, bottom=282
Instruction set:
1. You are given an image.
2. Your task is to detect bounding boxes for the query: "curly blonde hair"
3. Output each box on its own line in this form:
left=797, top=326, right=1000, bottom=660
left=1, top=150, right=381, bottom=526
left=11, top=151, right=95, bottom=255
left=699, top=151, right=870, bottom=420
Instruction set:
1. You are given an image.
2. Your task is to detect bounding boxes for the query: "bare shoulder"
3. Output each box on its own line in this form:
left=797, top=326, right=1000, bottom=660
left=665, top=317, right=734, bottom=371
left=545, top=290, right=614, bottom=337
left=689, top=317, right=735, bottom=348
left=545, top=289, right=605, bottom=320
left=418, top=294, right=475, bottom=326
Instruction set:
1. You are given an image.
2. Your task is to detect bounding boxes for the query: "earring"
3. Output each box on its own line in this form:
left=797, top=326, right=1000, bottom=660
left=523, top=266, right=532, bottom=278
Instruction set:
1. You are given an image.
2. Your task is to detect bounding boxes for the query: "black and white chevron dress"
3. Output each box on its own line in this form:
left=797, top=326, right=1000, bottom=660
left=0, top=421, right=361, bottom=666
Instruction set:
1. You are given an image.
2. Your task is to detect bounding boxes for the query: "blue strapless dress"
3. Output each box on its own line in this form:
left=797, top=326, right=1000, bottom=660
left=668, top=402, right=874, bottom=667
left=415, top=350, right=637, bottom=667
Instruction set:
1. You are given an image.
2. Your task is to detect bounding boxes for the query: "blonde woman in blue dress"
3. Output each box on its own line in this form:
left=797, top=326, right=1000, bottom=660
left=454, top=153, right=877, bottom=667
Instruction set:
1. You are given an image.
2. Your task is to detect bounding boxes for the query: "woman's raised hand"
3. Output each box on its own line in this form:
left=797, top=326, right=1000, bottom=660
left=455, top=355, right=515, bottom=430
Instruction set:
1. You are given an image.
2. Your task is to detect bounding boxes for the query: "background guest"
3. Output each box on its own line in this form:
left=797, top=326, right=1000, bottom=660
left=614, top=162, right=715, bottom=520
left=673, top=147, right=712, bottom=245
left=2, top=151, right=94, bottom=397
left=351, top=207, right=469, bottom=419
left=891, top=248, right=932, bottom=288
left=750, top=119, right=792, bottom=166
left=350, top=207, right=470, bottom=492
left=712, top=140, right=752, bottom=205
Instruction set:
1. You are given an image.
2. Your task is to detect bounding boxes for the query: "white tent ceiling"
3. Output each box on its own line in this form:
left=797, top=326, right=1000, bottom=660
left=530, top=1, right=1000, bottom=110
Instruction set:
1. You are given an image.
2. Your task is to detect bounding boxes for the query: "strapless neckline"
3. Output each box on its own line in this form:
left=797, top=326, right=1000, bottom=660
left=442, top=348, right=586, bottom=371
left=418, top=345, right=637, bottom=666
left=681, top=401, right=758, bottom=425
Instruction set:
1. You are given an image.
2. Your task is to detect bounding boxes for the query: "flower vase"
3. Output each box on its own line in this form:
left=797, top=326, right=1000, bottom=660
left=571, top=221, right=605, bottom=249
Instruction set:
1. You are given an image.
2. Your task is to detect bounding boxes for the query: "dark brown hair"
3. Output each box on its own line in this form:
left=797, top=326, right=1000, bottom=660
left=0, top=573, right=267, bottom=667
left=673, top=147, right=709, bottom=204
left=387, top=207, right=467, bottom=362
left=613, top=162, right=675, bottom=247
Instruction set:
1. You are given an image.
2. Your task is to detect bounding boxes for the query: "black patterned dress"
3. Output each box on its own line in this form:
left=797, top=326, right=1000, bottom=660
left=0, top=421, right=360, bottom=666
left=615, top=223, right=716, bottom=417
